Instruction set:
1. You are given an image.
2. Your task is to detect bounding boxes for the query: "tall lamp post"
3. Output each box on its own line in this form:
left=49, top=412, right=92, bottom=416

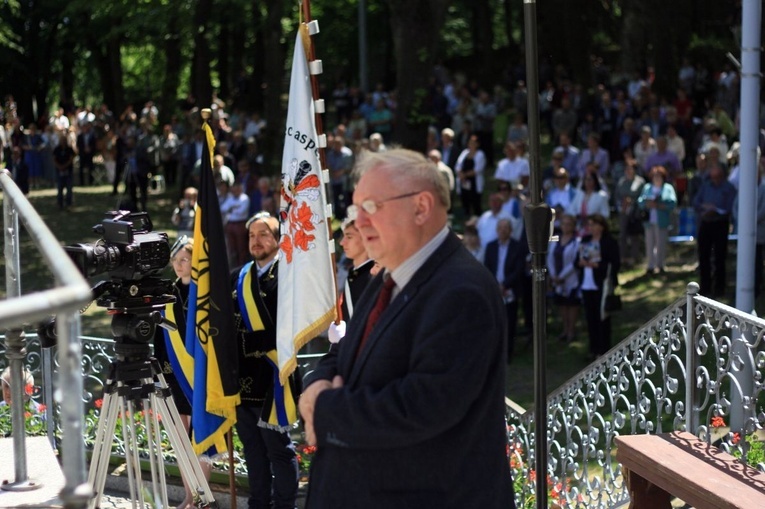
left=522, top=1, right=552, bottom=508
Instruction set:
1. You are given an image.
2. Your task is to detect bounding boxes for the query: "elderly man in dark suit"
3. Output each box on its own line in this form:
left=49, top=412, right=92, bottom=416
left=483, top=218, right=524, bottom=363
left=299, top=149, right=515, bottom=509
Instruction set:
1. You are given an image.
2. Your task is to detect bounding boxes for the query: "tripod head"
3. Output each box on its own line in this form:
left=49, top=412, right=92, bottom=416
left=92, top=278, right=177, bottom=360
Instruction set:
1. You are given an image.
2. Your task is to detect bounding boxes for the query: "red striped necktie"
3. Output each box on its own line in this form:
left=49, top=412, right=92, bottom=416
left=356, top=275, right=396, bottom=358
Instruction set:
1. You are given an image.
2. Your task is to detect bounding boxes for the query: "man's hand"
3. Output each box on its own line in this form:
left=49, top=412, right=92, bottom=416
left=299, top=376, right=345, bottom=446
left=328, top=321, right=346, bottom=344
left=299, top=379, right=332, bottom=445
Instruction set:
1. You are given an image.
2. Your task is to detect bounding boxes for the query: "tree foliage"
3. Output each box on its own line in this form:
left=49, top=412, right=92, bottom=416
left=0, top=0, right=752, bottom=152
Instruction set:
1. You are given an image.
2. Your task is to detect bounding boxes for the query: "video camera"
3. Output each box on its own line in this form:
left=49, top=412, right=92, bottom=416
left=60, top=211, right=176, bottom=346
left=65, top=211, right=170, bottom=281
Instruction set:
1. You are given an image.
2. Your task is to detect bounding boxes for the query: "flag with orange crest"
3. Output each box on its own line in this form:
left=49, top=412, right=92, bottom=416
left=276, top=24, right=336, bottom=397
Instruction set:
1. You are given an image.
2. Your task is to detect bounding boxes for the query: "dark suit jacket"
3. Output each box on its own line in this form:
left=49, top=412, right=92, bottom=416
left=483, top=238, right=524, bottom=297
left=231, top=260, right=278, bottom=406
left=340, top=259, right=374, bottom=320
left=304, top=233, right=515, bottom=509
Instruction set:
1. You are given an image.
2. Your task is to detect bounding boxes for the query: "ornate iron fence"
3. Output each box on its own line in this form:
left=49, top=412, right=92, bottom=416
left=506, top=282, right=765, bottom=508
left=3, top=282, right=765, bottom=508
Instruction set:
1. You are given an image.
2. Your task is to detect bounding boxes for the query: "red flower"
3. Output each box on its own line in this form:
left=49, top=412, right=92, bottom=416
left=38, top=404, right=46, bottom=413
left=303, top=445, right=317, bottom=455
left=711, top=416, right=725, bottom=428
left=25, top=383, right=34, bottom=396
left=732, top=432, right=741, bottom=445
left=24, top=411, right=32, bottom=419
left=95, top=398, right=104, bottom=409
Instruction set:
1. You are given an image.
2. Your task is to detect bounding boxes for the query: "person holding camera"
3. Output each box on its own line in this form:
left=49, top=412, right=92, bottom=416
left=171, top=187, right=198, bottom=239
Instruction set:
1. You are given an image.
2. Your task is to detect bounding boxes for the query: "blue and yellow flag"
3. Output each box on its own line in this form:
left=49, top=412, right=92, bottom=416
left=183, top=119, right=240, bottom=455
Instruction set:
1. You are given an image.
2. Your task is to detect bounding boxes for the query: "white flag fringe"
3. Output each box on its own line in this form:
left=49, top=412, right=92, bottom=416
left=276, top=25, right=337, bottom=386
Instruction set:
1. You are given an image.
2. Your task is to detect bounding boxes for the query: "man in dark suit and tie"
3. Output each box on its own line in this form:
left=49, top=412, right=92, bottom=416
left=483, top=218, right=524, bottom=363
left=299, top=149, right=515, bottom=509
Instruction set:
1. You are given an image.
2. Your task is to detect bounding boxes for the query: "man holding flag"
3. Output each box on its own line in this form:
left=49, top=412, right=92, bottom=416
left=232, top=212, right=300, bottom=509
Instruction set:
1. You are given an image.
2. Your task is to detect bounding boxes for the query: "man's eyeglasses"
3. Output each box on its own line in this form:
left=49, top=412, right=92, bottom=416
left=346, top=191, right=422, bottom=220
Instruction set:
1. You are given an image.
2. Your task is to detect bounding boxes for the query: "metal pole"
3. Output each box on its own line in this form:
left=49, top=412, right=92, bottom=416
left=358, top=0, right=369, bottom=93
left=735, top=0, right=761, bottom=314
left=731, top=0, right=761, bottom=433
left=522, top=1, right=552, bottom=508
left=2, top=187, right=38, bottom=491
left=57, top=312, right=91, bottom=509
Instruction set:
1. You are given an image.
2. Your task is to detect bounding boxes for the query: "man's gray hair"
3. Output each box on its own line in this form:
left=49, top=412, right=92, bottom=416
left=353, top=148, right=451, bottom=209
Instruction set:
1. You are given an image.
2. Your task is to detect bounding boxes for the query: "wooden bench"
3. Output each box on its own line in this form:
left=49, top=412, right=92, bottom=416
left=615, top=431, right=765, bottom=509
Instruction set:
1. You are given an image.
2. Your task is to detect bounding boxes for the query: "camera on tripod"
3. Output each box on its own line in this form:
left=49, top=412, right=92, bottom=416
left=65, top=210, right=170, bottom=282
left=59, top=210, right=176, bottom=348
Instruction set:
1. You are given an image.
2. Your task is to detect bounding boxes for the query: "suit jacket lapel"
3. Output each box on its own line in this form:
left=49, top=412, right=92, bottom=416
left=345, top=233, right=462, bottom=384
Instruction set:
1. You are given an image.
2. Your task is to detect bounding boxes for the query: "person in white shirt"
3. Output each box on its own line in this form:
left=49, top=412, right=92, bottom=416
left=567, top=171, right=610, bottom=236
left=545, top=167, right=577, bottom=231
left=494, top=141, right=530, bottom=188
left=221, top=181, right=251, bottom=266
left=476, top=193, right=513, bottom=249
left=455, top=134, right=486, bottom=217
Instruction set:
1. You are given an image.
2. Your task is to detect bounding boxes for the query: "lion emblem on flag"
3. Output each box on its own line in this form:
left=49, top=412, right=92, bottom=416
left=279, top=158, right=323, bottom=263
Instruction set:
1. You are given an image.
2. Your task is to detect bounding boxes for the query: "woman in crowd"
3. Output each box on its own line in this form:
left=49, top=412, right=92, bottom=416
left=567, top=169, right=610, bottom=236
left=155, top=236, right=212, bottom=509
left=455, top=134, right=486, bottom=218
left=547, top=214, right=581, bottom=343
left=576, top=214, right=620, bottom=360
left=638, top=165, right=677, bottom=275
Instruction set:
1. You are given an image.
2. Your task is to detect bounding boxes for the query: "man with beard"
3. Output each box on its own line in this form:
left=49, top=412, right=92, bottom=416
left=232, top=212, right=299, bottom=509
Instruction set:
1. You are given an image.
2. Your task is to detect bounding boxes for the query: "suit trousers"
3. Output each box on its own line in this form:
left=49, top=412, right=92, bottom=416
left=697, top=219, right=729, bottom=297
left=236, top=405, right=298, bottom=509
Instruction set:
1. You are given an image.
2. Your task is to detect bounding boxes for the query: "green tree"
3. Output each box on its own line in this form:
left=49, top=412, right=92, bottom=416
left=385, top=0, right=449, bottom=151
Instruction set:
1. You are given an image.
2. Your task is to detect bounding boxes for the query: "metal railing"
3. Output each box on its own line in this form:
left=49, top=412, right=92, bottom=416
left=506, top=282, right=765, bottom=508
left=1, top=169, right=93, bottom=508
left=0, top=336, right=325, bottom=476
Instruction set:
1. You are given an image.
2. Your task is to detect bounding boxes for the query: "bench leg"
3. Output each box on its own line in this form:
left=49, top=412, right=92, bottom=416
left=625, top=468, right=672, bottom=509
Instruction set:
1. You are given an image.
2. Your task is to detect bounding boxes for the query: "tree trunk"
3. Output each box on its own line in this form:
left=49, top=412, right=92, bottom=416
left=192, top=0, right=214, bottom=109
left=471, top=0, right=494, bottom=84
left=107, top=36, right=125, bottom=113
left=385, top=0, right=448, bottom=152
left=620, top=0, right=648, bottom=75
left=160, top=15, right=182, bottom=124
left=230, top=13, right=247, bottom=110
left=217, top=21, right=231, bottom=102
left=248, top=1, right=265, bottom=112
left=259, top=0, right=285, bottom=173
left=503, top=0, right=518, bottom=57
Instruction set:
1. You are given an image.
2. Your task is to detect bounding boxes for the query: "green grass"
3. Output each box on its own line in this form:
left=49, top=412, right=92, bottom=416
left=1, top=182, right=761, bottom=410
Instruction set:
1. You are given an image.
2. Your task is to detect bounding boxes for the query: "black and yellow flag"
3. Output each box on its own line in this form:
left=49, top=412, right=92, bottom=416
left=184, top=118, right=240, bottom=455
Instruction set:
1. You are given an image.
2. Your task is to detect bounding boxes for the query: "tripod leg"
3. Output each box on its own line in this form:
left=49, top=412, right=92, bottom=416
left=153, top=373, right=216, bottom=508
left=142, top=387, right=169, bottom=509
left=123, top=399, right=145, bottom=509
left=88, top=391, right=121, bottom=509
